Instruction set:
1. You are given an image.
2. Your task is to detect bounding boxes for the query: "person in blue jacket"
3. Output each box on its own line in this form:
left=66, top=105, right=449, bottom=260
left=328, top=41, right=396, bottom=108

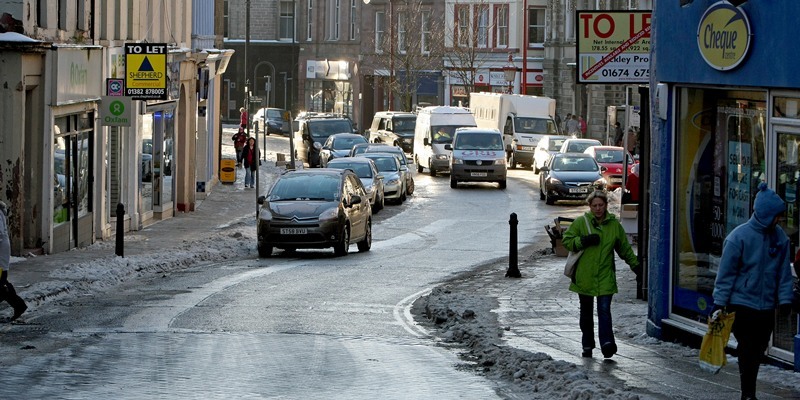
left=712, top=182, right=795, bottom=400
left=0, top=201, right=27, bottom=322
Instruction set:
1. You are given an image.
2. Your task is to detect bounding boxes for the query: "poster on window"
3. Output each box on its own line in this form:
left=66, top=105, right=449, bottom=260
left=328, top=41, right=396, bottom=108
left=726, top=141, right=751, bottom=233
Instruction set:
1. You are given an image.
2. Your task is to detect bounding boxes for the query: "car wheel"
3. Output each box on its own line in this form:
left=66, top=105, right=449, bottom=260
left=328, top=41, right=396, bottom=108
left=257, top=241, right=273, bottom=258
left=334, top=226, right=350, bottom=256
left=498, top=180, right=507, bottom=189
left=450, top=176, right=457, bottom=188
left=508, top=152, right=517, bottom=169
left=407, top=177, right=415, bottom=195
left=400, top=183, right=407, bottom=202
left=545, top=190, right=555, bottom=205
left=429, top=162, right=437, bottom=177
left=357, top=220, right=372, bottom=252
left=416, top=158, right=424, bottom=173
left=374, top=192, right=384, bottom=212
left=539, top=185, right=546, bottom=200
left=534, top=163, right=540, bottom=174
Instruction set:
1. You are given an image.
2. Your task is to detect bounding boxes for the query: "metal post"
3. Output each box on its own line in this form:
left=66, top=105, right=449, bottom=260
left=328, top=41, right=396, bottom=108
left=115, top=203, right=125, bottom=257
left=506, top=213, right=521, bottom=278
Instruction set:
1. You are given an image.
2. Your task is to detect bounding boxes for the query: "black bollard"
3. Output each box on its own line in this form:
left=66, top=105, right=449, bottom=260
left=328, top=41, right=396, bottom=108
left=506, top=213, right=521, bottom=278
left=115, top=203, right=125, bottom=257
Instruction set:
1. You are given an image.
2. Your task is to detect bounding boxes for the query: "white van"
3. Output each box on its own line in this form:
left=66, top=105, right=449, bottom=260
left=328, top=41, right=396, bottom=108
left=413, top=106, right=477, bottom=176
left=445, top=128, right=507, bottom=189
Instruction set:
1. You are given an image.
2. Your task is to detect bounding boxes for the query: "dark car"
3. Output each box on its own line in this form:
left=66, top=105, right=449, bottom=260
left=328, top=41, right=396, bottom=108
left=257, top=169, right=372, bottom=257
left=319, top=133, right=368, bottom=167
left=294, top=114, right=357, bottom=167
left=348, top=143, right=370, bottom=157
left=252, top=107, right=290, bottom=135
left=539, top=153, right=606, bottom=205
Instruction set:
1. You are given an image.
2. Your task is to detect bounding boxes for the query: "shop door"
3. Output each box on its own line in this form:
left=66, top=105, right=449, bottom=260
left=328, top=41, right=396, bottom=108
left=772, top=124, right=800, bottom=363
left=53, top=114, right=94, bottom=253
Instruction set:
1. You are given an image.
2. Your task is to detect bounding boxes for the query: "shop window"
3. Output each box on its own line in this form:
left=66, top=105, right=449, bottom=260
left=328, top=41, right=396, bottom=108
left=672, top=87, right=767, bottom=320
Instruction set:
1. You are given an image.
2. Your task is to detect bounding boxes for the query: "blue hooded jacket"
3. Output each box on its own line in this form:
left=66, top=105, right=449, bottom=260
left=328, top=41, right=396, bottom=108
left=713, top=183, right=795, bottom=310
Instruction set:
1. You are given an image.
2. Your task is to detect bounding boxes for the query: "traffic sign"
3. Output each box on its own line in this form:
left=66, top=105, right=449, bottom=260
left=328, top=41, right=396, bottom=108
left=249, top=96, right=263, bottom=103
left=125, top=43, right=167, bottom=100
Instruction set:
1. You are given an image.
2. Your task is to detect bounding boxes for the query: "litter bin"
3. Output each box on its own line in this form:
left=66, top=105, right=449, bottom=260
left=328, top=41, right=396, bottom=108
left=220, top=158, right=237, bottom=184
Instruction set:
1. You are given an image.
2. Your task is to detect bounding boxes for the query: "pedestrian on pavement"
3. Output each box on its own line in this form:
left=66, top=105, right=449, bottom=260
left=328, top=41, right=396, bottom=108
left=242, top=137, right=260, bottom=188
left=232, top=128, right=248, bottom=167
left=566, top=115, right=580, bottom=137
left=711, top=182, right=794, bottom=400
left=563, top=113, right=572, bottom=133
left=613, top=122, right=624, bottom=147
left=562, top=190, right=640, bottom=359
left=579, top=115, right=587, bottom=138
left=0, top=201, right=27, bottom=322
left=239, top=107, right=249, bottom=129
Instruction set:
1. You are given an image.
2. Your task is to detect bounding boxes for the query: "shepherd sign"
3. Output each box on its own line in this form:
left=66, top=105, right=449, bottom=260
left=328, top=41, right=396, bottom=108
left=576, top=11, right=651, bottom=84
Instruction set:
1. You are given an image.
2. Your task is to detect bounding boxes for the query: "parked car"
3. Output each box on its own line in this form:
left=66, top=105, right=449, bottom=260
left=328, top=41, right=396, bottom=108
left=319, top=133, right=368, bottom=167
left=252, top=107, right=290, bottom=136
left=445, top=128, right=507, bottom=189
left=361, top=153, right=406, bottom=204
left=539, top=153, right=606, bottom=205
left=533, top=135, right=569, bottom=174
left=348, top=143, right=370, bottom=157
left=326, top=157, right=385, bottom=213
left=256, top=169, right=372, bottom=257
left=363, top=144, right=414, bottom=195
left=583, top=145, right=636, bottom=190
left=366, top=111, right=417, bottom=153
left=559, top=138, right=602, bottom=154
left=294, top=114, right=358, bottom=167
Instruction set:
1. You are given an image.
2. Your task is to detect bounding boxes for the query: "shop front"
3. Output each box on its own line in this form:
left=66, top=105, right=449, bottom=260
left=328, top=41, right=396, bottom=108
left=304, top=59, right=353, bottom=119
left=651, top=2, right=799, bottom=369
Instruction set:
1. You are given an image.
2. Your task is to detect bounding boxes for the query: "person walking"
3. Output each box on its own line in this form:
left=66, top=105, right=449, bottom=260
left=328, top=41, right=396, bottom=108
left=232, top=128, right=248, bottom=167
left=613, top=122, right=624, bottom=147
left=562, top=190, right=641, bottom=359
left=563, top=113, right=572, bottom=133
left=578, top=115, right=587, bottom=138
left=712, top=183, right=794, bottom=400
left=566, top=115, right=580, bottom=137
left=239, top=106, right=249, bottom=129
left=0, top=201, right=27, bottom=322
left=242, top=137, right=260, bottom=188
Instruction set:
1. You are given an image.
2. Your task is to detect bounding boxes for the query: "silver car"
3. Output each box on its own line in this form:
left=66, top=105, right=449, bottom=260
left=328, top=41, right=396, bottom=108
left=363, top=144, right=414, bottom=196
left=361, top=153, right=406, bottom=204
left=326, top=157, right=385, bottom=213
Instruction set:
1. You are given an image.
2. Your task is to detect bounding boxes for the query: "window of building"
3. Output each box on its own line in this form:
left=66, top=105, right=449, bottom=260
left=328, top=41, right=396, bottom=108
left=223, top=0, right=229, bottom=38
left=280, top=1, right=295, bottom=40
left=476, top=5, right=489, bottom=48
left=327, top=0, right=340, bottom=40
left=306, top=0, right=313, bottom=40
left=58, top=0, right=67, bottom=30
left=528, top=7, right=545, bottom=47
left=350, top=0, right=357, bottom=40
left=495, top=5, right=508, bottom=48
left=398, top=12, right=407, bottom=54
left=672, top=87, right=767, bottom=321
left=456, top=5, right=469, bottom=47
left=375, top=11, right=385, bottom=53
left=421, top=11, right=430, bottom=54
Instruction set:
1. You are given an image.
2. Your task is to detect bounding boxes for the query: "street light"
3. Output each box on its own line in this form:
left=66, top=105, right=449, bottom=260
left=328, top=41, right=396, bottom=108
left=502, top=52, right=517, bottom=94
left=363, top=0, right=394, bottom=110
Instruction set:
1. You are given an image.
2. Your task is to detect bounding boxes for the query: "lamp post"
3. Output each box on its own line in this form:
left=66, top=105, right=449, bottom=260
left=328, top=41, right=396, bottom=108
left=363, top=0, right=393, bottom=110
left=502, top=52, right=517, bottom=94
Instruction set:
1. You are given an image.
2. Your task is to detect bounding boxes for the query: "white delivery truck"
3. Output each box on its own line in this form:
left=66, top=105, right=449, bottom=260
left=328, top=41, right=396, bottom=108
left=469, top=92, right=561, bottom=169
left=413, top=106, right=477, bottom=176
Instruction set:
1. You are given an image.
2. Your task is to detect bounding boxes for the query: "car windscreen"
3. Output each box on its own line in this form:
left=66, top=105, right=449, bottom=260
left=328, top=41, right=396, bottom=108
left=308, top=120, right=354, bottom=139
left=515, top=117, right=558, bottom=135
left=567, top=141, right=601, bottom=153
left=392, top=117, right=416, bottom=135
left=594, top=149, right=624, bottom=163
left=268, top=174, right=340, bottom=201
left=267, top=109, right=284, bottom=119
left=454, top=133, right=504, bottom=150
left=363, top=156, right=398, bottom=172
left=553, top=157, right=598, bottom=172
left=548, top=138, right=566, bottom=151
left=430, top=125, right=462, bottom=144
left=332, top=136, right=367, bottom=150
left=327, top=162, right=373, bottom=178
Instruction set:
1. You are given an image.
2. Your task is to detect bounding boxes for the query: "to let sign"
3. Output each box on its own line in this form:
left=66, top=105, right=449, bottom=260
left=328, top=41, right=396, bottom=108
left=576, top=11, right=651, bottom=84
left=125, top=43, right=167, bottom=100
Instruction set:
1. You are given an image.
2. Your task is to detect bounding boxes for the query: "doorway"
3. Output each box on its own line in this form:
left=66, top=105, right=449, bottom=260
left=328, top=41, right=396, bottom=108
left=52, top=113, right=94, bottom=253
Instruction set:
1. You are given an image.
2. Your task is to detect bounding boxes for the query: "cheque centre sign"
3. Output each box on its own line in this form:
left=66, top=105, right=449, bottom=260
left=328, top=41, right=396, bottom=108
left=125, top=43, right=167, bottom=100
left=576, top=11, right=651, bottom=84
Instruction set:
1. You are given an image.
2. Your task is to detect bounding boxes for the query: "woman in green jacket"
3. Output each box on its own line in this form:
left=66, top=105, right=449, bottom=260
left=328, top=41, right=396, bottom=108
left=562, top=190, right=641, bottom=358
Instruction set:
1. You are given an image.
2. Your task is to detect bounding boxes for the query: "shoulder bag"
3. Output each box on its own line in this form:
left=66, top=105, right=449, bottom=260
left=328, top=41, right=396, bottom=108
left=563, top=217, right=593, bottom=280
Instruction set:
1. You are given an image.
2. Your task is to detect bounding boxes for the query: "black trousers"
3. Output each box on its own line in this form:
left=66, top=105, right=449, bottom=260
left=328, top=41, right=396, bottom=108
left=0, top=270, right=26, bottom=313
left=730, top=305, right=775, bottom=398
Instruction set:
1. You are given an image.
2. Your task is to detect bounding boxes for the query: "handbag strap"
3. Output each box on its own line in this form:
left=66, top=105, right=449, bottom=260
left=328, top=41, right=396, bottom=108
left=584, top=215, right=592, bottom=235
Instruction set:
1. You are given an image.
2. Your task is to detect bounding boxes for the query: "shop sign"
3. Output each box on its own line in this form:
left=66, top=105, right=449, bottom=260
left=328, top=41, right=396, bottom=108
left=100, top=96, right=132, bottom=127
left=125, top=43, right=167, bottom=100
left=54, top=47, right=103, bottom=104
left=489, top=71, right=508, bottom=86
left=576, top=11, right=651, bottom=84
left=451, top=85, right=468, bottom=98
left=696, top=1, right=752, bottom=71
left=306, top=60, right=350, bottom=80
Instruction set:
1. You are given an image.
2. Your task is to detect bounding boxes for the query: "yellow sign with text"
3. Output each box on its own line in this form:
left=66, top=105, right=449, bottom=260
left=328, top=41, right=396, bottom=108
left=697, top=1, right=751, bottom=71
left=125, top=43, right=167, bottom=99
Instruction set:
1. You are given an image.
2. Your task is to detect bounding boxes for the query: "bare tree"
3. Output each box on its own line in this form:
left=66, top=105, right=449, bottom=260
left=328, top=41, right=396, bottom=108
left=363, top=0, right=445, bottom=111
left=443, top=0, right=501, bottom=101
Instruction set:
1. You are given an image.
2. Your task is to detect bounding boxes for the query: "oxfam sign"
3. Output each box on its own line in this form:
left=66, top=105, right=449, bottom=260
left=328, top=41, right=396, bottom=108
left=101, top=96, right=132, bottom=127
left=697, top=1, right=752, bottom=71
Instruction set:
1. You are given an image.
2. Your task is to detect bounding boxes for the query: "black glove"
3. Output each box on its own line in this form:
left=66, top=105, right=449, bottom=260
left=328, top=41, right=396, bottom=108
left=581, top=234, right=600, bottom=247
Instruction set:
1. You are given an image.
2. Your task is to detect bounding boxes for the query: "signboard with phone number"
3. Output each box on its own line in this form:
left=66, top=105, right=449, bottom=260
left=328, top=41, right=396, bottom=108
left=576, top=11, right=651, bottom=84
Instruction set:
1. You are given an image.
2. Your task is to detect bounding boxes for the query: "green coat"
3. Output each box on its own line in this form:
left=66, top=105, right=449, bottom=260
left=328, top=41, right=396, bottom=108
left=562, top=211, right=639, bottom=296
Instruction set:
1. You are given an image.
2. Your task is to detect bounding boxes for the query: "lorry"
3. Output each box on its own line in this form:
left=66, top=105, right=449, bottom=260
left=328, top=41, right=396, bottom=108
left=469, top=92, right=561, bottom=169
left=413, top=106, right=477, bottom=176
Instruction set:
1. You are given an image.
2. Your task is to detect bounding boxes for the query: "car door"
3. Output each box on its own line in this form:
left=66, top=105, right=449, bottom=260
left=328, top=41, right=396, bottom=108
left=344, top=174, right=368, bottom=238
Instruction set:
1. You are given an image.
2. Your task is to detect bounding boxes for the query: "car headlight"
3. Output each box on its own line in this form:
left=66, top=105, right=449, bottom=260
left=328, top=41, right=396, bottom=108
left=548, top=177, right=562, bottom=185
left=386, top=178, right=400, bottom=186
left=258, top=208, right=272, bottom=221
left=319, top=207, right=339, bottom=221
left=435, top=154, right=449, bottom=160
left=452, top=157, right=463, bottom=165
left=493, top=159, right=505, bottom=165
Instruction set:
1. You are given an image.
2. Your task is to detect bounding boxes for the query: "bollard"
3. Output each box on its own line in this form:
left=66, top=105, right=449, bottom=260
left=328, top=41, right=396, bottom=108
left=115, top=203, right=125, bottom=257
left=506, top=213, right=521, bottom=278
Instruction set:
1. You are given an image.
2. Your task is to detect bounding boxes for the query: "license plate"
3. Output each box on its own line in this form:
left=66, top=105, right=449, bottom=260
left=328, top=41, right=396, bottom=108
left=569, top=187, right=589, bottom=193
left=280, top=228, right=308, bottom=234
left=471, top=172, right=488, bottom=177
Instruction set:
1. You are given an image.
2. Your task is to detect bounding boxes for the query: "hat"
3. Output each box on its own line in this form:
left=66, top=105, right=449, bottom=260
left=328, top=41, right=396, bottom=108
left=753, top=182, right=786, bottom=225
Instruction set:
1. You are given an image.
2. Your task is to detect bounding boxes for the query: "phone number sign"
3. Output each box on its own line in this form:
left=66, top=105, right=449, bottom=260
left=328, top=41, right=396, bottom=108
left=125, top=43, right=167, bottom=100
left=576, top=11, right=651, bottom=84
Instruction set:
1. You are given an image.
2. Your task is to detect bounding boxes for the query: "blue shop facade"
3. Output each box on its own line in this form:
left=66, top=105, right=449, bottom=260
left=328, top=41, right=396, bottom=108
left=649, top=1, right=799, bottom=369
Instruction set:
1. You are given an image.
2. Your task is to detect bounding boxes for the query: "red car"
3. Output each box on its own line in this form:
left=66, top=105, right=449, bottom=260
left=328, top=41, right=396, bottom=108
left=584, top=146, right=636, bottom=191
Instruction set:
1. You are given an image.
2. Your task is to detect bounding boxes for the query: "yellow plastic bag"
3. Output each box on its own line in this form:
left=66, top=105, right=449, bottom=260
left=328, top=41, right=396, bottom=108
left=698, top=310, right=736, bottom=374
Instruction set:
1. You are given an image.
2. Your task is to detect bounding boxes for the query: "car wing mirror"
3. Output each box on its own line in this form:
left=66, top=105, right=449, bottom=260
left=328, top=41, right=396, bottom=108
left=540, top=166, right=549, bottom=172
left=600, top=166, right=608, bottom=172
left=423, top=138, right=430, bottom=146
left=377, top=174, right=384, bottom=180
left=257, top=195, right=266, bottom=205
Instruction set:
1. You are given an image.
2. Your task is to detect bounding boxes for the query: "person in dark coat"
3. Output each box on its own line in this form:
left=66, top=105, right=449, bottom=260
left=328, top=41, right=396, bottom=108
left=232, top=128, right=248, bottom=167
left=242, top=137, right=260, bottom=188
left=0, top=201, right=27, bottom=322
